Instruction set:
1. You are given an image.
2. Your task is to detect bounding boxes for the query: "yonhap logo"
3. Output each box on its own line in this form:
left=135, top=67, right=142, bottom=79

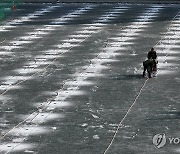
left=153, top=134, right=166, bottom=148
left=153, top=134, right=180, bottom=148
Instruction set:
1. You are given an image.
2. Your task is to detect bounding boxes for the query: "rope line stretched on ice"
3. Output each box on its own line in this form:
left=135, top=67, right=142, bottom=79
left=0, top=4, right=95, bottom=97
left=103, top=11, right=180, bottom=154
left=154, top=11, right=180, bottom=63
left=103, top=7, right=160, bottom=153
left=0, top=4, right=124, bottom=141
left=0, top=22, right=96, bottom=153
left=103, top=78, right=148, bottom=154
left=0, top=6, right=128, bottom=152
left=0, top=35, right=92, bottom=141
left=34, top=31, right=111, bottom=154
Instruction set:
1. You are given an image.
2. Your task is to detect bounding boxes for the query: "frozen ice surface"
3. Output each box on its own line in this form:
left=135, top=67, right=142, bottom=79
left=0, top=2, right=180, bottom=154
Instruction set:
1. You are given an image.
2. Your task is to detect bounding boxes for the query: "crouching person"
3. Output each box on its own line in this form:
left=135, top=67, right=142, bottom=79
left=143, top=59, right=153, bottom=78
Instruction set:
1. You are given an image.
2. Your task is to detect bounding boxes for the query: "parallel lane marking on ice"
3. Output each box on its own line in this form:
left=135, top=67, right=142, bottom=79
left=0, top=5, right=130, bottom=96
left=0, top=5, right=96, bottom=95
left=0, top=5, right=131, bottom=153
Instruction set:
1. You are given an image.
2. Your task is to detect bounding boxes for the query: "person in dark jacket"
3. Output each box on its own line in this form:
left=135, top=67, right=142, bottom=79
left=148, top=47, right=157, bottom=60
left=147, top=47, right=157, bottom=71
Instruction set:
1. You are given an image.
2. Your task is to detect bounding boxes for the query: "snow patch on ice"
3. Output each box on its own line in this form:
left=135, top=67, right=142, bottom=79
left=25, top=112, right=63, bottom=124
left=0, top=45, right=22, bottom=50
left=0, top=143, right=36, bottom=152
left=7, top=125, right=50, bottom=136
left=157, top=70, right=176, bottom=75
